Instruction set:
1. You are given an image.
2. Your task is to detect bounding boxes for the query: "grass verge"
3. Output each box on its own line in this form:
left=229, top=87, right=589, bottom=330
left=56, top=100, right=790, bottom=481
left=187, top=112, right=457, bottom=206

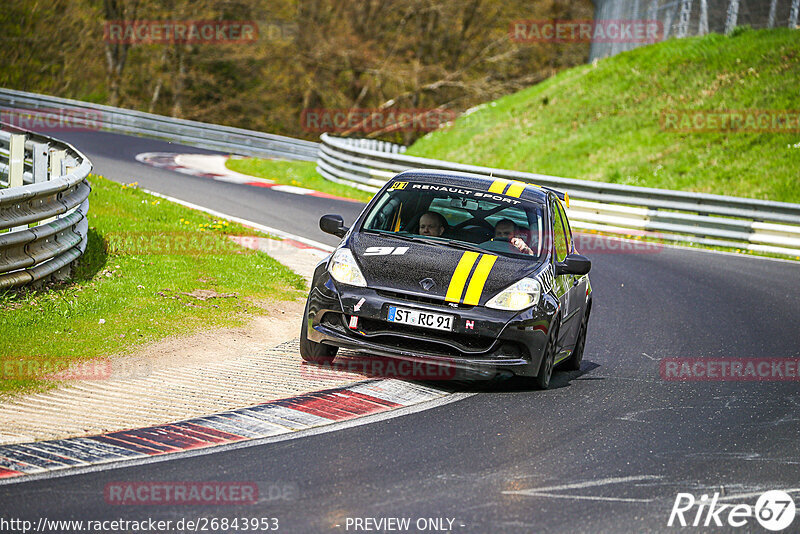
left=225, top=158, right=375, bottom=203
left=408, top=28, right=800, bottom=203
left=0, top=175, right=306, bottom=396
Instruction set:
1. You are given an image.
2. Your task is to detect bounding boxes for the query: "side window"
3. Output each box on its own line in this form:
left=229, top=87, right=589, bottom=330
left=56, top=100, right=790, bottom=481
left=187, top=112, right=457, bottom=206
left=552, top=199, right=568, bottom=263
left=559, top=200, right=573, bottom=253
left=371, top=198, right=401, bottom=231
left=363, top=193, right=410, bottom=232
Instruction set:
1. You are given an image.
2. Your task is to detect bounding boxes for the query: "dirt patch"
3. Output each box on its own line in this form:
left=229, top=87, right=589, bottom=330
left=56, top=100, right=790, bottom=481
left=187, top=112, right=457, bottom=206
left=183, top=288, right=238, bottom=300
left=109, top=297, right=306, bottom=379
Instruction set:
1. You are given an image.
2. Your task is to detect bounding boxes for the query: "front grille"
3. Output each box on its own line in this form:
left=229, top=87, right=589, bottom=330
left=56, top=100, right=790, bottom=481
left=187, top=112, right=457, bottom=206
left=357, top=317, right=494, bottom=352
left=358, top=333, right=466, bottom=358
left=376, top=289, right=473, bottom=310
left=320, top=312, right=528, bottom=360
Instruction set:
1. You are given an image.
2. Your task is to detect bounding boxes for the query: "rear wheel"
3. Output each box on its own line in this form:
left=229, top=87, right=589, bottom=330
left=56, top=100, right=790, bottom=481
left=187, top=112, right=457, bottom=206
left=533, top=318, right=559, bottom=390
left=299, top=301, right=338, bottom=364
left=562, top=308, right=589, bottom=371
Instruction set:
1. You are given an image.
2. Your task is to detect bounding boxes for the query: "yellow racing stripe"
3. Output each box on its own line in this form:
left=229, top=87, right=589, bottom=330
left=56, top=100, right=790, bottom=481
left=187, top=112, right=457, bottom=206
left=504, top=180, right=527, bottom=197
left=463, top=254, right=497, bottom=305
left=488, top=179, right=510, bottom=194
left=445, top=251, right=480, bottom=303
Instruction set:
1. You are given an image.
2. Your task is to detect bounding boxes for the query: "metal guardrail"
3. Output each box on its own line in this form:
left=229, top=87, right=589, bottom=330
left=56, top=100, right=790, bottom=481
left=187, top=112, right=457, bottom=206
left=0, top=88, right=319, bottom=162
left=317, top=133, right=800, bottom=256
left=0, top=124, right=92, bottom=289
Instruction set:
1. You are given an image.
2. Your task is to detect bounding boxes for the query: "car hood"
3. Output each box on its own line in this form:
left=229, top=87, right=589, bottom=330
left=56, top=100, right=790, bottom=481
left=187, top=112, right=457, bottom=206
left=348, top=232, right=544, bottom=306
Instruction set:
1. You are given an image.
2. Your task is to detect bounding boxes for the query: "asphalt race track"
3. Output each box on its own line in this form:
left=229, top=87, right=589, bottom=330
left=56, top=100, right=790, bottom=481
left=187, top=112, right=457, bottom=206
left=1, top=131, right=799, bottom=533
left=54, top=131, right=363, bottom=248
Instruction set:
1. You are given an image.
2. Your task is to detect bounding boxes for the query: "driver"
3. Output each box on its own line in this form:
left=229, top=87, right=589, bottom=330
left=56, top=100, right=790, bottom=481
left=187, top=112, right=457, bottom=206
left=418, top=211, right=446, bottom=237
left=494, top=219, right=534, bottom=255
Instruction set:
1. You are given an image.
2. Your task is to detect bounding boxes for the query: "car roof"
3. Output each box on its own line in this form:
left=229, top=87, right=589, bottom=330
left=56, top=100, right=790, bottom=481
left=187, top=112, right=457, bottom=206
left=391, top=169, right=552, bottom=204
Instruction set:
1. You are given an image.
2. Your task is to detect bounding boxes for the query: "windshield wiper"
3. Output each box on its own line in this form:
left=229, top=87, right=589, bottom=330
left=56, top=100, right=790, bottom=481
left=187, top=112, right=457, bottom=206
left=361, top=230, right=430, bottom=244
left=440, top=239, right=488, bottom=254
left=413, top=236, right=486, bottom=253
left=363, top=230, right=502, bottom=255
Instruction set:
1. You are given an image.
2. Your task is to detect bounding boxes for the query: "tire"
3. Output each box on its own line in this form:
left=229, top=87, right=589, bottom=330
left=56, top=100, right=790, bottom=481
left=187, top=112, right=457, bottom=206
left=562, top=308, right=589, bottom=372
left=299, top=301, right=338, bottom=364
left=533, top=318, right=559, bottom=390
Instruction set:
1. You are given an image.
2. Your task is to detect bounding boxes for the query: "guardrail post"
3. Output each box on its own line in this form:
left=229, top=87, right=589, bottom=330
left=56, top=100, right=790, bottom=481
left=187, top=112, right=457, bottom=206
left=8, top=134, right=25, bottom=189
left=9, top=134, right=26, bottom=231
left=33, top=142, right=49, bottom=183
left=41, top=149, right=67, bottom=225
left=50, top=149, right=66, bottom=179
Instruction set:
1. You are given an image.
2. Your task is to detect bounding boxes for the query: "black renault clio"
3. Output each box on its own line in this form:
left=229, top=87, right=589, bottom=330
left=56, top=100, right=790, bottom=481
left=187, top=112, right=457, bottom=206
left=300, top=169, right=592, bottom=389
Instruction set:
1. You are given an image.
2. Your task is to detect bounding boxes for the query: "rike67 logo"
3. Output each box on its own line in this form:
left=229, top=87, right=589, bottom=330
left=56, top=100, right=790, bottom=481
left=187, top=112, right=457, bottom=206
left=669, top=490, right=796, bottom=531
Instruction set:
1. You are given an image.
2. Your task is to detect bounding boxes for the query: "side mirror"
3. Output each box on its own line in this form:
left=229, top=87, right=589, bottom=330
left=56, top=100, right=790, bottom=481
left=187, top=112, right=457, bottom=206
left=320, top=214, right=348, bottom=238
left=556, top=253, right=591, bottom=276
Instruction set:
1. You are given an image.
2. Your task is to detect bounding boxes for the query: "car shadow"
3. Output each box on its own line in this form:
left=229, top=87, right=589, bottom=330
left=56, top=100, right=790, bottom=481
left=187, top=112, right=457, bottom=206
left=428, top=361, right=602, bottom=393
left=321, top=350, right=601, bottom=394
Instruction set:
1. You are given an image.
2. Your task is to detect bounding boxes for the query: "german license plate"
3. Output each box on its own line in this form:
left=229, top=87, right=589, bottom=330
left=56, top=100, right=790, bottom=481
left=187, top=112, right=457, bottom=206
left=387, top=306, right=453, bottom=331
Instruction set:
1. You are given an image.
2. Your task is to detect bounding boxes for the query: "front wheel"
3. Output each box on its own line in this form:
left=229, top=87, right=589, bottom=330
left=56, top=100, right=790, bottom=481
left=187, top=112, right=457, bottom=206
left=299, top=301, right=338, bottom=364
left=532, top=318, right=559, bottom=390
left=562, top=309, right=588, bottom=371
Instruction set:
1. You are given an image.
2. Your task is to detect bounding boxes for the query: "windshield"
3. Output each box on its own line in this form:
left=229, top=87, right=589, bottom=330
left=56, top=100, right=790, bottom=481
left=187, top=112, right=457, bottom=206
left=361, top=181, right=545, bottom=259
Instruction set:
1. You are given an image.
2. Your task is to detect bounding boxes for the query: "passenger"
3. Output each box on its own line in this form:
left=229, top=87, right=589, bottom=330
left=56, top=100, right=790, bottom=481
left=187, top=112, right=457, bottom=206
left=418, top=211, right=446, bottom=237
left=494, top=219, right=534, bottom=255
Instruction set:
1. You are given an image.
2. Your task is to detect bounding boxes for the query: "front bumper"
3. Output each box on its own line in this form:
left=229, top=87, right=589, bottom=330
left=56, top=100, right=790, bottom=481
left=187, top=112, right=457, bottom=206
left=305, top=267, right=558, bottom=378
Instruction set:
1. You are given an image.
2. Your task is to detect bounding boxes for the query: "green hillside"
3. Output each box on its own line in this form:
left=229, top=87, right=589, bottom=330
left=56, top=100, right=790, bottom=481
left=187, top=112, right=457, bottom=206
left=407, top=28, right=800, bottom=203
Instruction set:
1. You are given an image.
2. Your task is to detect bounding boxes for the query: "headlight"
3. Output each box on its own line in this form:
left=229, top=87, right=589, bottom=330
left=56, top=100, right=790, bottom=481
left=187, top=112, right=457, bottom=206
left=328, top=248, right=367, bottom=287
left=485, top=278, right=541, bottom=311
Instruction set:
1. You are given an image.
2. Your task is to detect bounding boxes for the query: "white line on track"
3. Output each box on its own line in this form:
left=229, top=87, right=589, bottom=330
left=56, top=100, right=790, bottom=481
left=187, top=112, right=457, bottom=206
left=504, top=474, right=663, bottom=494
left=716, top=488, right=800, bottom=501
left=509, top=492, right=654, bottom=503
left=503, top=475, right=662, bottom=503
